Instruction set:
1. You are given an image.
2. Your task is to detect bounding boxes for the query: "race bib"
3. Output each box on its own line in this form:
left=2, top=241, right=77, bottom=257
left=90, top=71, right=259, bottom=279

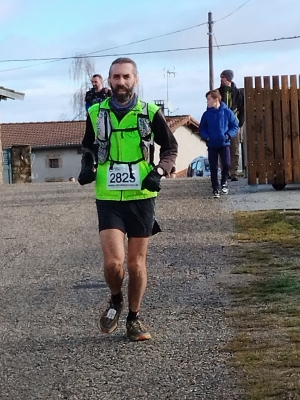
left=107, top=163, right=141, bottom=190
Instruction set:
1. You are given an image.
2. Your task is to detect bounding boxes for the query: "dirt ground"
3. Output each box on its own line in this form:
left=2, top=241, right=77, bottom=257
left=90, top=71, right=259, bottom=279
left=224, top=178, right=300, bottom=212
left=1, top=177, right=280, bottom=400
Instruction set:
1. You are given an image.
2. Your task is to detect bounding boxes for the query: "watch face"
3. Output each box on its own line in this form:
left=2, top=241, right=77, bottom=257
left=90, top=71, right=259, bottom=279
left=157, top=167, right=164, bottom=176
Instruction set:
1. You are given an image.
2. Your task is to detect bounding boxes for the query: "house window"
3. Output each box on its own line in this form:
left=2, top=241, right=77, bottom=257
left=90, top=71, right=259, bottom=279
left=49, top=158, right=60, bottom=168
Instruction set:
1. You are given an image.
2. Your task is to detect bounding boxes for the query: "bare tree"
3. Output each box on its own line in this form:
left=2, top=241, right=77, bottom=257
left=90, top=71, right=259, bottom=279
left=67, top=55, right=143, bottom=120
left=69, top=54, right=95, bottom=120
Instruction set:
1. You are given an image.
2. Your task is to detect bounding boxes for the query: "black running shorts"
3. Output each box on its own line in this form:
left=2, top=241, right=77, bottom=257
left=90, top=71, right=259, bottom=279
left=96, top=198, right=156, bottom=238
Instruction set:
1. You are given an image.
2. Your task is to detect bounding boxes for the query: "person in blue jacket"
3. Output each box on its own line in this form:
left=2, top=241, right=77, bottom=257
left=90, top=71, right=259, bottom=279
left=199, top=89, right=239, bottom=198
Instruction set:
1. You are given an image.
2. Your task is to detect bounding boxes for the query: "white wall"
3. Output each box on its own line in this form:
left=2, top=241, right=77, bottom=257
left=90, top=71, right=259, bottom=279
left=31, top=148, right=81, bottom=183
left=31, top=127, right=206, bottom=182
left=154, top=126, right=207, bottom=173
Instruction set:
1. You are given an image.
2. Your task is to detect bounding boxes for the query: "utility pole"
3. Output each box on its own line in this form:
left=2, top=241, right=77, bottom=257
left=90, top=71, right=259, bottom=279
left=208, top=12, right=214, bottom=90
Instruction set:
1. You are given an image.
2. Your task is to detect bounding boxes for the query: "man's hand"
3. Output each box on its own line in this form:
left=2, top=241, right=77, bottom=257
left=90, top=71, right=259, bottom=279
left=78, top=168, right=96, bottom=186
left=78, top=150, right=96, bottom=186
left=141, top=170, right=161, bottom=192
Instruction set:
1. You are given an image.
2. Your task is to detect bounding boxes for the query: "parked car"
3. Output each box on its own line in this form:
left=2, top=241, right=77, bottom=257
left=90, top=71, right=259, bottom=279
left=187, top=156, right=210, bottom=177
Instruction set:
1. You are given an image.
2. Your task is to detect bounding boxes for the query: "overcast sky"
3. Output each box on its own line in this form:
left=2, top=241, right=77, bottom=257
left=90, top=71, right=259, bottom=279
left=0, top=0, right=299, bottom=123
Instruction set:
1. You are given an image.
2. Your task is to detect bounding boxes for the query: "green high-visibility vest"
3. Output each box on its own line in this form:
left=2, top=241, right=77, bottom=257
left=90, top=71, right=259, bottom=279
left=88, top=98, right=160, bottom=201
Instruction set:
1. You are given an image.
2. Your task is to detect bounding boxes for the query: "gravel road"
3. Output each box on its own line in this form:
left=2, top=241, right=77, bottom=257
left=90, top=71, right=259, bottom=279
left=224, top=178, right=300, bottom=212
left=0, top=178, right=260, bottom=400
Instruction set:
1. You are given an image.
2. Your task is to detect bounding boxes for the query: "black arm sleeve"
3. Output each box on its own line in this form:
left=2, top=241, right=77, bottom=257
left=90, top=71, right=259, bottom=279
left=82, top=115, right=95, bottom=150
left=151, top=109, right=178, bottom=175
left=237, top=89, right=245, bottom=127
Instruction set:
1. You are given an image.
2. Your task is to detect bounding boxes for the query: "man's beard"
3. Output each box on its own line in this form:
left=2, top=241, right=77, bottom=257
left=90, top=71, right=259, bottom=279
left=111, top=85, right=135, bottom=103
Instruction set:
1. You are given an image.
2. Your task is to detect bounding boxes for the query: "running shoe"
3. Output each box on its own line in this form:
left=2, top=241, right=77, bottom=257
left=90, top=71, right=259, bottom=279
left=98, top=299, right=123, bottom=334
left=126, top=318, right=151, bottom=341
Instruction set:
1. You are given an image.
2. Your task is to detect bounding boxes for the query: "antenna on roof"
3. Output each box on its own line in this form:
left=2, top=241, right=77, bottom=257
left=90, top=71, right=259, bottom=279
left=163, top=67, right=176, bottom=116
left=167, top=101, right=179, bottom=114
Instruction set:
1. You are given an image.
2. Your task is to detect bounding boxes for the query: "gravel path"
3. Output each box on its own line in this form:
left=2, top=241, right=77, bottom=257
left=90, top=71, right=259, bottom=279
left=0, top=179, right=244, bottom=400
left=224, top=178, right=300, bottom=212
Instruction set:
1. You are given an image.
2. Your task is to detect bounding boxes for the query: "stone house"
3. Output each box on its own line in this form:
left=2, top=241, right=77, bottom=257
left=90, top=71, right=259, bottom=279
left=1, top=115, right=206, bottom=183
left=0, top=86, right=25, bottom=183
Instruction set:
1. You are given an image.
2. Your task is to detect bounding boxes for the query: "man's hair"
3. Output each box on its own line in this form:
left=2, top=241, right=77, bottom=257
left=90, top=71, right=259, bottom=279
left=109, top=57, right=138, bottom=77
left=206, top=89, right=221, bottom=102
left=92, top=74, right=103, bottom=81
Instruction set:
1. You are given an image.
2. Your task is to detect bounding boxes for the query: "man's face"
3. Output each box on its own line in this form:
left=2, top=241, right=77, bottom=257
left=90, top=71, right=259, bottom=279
left=220, top=74, right=231, bottom=87
left=108, top=63, right=139, bottom=104
left=91, top=77, right=103, bottom=91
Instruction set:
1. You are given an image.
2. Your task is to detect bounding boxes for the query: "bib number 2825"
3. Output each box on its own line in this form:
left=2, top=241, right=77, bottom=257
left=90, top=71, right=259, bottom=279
left=107, top=164, right=141, bottom=190
left=109, top=172, right=135, bottom=184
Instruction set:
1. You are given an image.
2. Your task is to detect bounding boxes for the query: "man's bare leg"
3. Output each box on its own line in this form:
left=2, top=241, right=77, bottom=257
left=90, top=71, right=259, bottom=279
left=98, top=229, right=126, bottom=333
left=100, top=229, right=126, bottom=294
left=127, top=237, right=150, bottom=312
left=126, top=237, right=151, bottom=341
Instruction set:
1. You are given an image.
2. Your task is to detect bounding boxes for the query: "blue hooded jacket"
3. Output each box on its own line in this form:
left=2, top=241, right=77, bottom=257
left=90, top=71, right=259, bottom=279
left=199, top=101, right=239, bottom=148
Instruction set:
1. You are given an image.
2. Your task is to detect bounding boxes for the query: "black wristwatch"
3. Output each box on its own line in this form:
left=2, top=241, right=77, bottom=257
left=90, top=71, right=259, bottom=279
left=156, top=167, right=164, bottom=177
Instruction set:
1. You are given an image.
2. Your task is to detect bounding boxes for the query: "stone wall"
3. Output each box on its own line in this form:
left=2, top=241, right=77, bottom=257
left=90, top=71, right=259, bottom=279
left=11, top=146, right=32, bottom=183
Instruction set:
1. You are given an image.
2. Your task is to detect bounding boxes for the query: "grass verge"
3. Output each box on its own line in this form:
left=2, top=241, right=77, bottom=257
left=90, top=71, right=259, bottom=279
left=226, top=210, right=300, bottom=399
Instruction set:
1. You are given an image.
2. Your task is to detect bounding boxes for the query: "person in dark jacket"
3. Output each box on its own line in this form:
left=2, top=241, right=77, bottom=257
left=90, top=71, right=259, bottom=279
left=218, top=69, right=244, bottom=181
left=199, top=90, right=239, bottom=198
left=85, top=74, right=111, bottom=111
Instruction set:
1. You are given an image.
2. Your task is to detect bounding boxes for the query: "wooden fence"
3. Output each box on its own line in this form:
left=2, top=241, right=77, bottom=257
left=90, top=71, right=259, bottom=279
left=245, top=75, right=300, bottom=187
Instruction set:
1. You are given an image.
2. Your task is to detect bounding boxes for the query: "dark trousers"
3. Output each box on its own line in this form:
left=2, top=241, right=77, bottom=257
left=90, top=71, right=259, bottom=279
left=208, top=146, right=231, bottom=191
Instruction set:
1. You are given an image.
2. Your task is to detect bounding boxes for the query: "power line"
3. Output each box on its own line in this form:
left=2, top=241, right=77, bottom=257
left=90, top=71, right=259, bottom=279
left=213, top=34, right=226, bottom=68
left=85, top=22, right=208, bottom=56
left=0, top=34, right=299, bottom=69
left=0, top=22, right=209, bottom=71
left=81, top=1, right=252, bottom=57
left=0, top=1, right=252, bottom=67
left=214, top=0, right=252, bottom=22
left=0, top=59, right=63, bottom=73
left=0, top=24, right=210, bottom=67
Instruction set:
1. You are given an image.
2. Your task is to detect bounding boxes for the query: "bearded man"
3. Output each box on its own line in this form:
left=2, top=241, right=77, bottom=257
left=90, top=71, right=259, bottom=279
left=78, top=57, right=178, bottom=341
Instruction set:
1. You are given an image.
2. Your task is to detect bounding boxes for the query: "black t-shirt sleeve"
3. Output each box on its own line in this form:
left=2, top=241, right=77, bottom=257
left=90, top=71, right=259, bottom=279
left=151, top=109, right=178, bottom=175
left=82, top=115, right=95, bottom=149
left=237, top=89, right=245, bottom=127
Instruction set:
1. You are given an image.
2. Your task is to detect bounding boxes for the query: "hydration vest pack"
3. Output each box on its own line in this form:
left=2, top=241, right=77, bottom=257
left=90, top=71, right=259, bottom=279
left=94, top=101, right=154, bottom=166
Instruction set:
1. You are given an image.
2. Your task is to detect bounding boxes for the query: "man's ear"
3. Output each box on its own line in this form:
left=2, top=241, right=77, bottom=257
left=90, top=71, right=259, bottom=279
left=134, top=75, right=139, bottom=87
left=108, top=77, right=111, bottom=87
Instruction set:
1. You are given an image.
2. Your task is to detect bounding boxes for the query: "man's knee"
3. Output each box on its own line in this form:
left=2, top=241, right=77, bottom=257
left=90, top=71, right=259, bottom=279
left=104, top=260, right=124, bottom=273
left=127, top=261, right=146, bottom=275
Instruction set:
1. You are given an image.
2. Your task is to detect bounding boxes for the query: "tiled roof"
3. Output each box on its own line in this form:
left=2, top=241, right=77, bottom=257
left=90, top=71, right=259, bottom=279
left=165, top=115, right=199, bottom=133
left=1, top=120, right=86, bottom=149
left=1, top=115, right=199, bottom=149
